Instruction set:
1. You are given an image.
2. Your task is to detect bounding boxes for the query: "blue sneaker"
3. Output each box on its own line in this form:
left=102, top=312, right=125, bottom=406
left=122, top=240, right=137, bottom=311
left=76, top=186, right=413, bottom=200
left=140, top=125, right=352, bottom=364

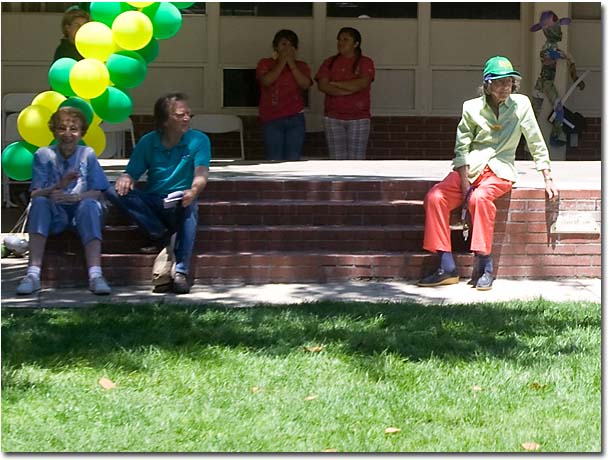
left=16, top=274, right=41, bottom=295
left=89, top=276, right=111, bottom=295
left=475, top=272, right=494, bottom=291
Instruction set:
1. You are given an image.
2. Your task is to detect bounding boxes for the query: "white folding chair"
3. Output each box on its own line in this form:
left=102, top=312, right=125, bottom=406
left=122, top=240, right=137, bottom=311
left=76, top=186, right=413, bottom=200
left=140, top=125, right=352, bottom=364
left=3, top=113, right=31, bottom=207
left=190, top=114, right=245, bottom=160
left=2, top=93, right=36, bottom=129
left=99, top=118, right=136, bottom=159
left=3, top=113, right=21, bottom=145
left=2, top=93, right=37, bottom=207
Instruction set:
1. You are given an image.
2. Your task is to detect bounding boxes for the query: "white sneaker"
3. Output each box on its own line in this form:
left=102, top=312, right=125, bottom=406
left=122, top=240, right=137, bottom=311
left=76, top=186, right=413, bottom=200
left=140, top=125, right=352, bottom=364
left=16, top=274, right=41, bottom=295
left=89, top=276, right=111, bottom=295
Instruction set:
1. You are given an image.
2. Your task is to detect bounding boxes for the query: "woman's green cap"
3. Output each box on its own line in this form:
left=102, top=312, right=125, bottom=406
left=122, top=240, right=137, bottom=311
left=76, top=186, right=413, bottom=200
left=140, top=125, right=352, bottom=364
left=483, top=56, right=522, bottom=81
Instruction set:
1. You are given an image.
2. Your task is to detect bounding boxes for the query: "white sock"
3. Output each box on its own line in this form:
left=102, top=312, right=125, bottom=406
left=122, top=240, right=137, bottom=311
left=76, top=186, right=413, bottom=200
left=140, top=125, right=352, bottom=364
left=27, top=266, right=41, bottom=279
left=88, top=266, right=102, bottom=280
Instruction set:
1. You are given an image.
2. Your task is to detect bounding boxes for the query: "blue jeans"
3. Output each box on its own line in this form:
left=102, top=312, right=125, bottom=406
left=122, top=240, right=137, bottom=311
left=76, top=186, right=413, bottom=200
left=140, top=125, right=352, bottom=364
left=27, top=196, right=105, bottom=246
left=263, top=112, right=305, bottom=161
left=106, top=188, right=198, bottom=274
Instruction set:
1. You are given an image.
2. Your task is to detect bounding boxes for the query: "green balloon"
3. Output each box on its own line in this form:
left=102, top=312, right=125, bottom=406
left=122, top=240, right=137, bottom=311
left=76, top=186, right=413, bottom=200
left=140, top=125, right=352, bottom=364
left=107, top=51, right=147, bottom=88
left=90, top=2, right=133, bottom=27
left=91, top=87, right=133, bottom=123
left=143, top=2, right=183, bottom=40
left=1, top=141, right=36, bottom=181
left=60, top=96, right=94, bottom=125
left=134, top=38, right=159, bottom=64
left=172, top=2, right=195, bottom=9
left=48, top=58, right=77, bottom=97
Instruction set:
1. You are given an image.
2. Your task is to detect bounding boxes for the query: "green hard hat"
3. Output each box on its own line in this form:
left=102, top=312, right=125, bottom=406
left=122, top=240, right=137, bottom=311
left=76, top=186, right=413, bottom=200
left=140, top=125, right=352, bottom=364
left=483, top=56, right=521, bottom=81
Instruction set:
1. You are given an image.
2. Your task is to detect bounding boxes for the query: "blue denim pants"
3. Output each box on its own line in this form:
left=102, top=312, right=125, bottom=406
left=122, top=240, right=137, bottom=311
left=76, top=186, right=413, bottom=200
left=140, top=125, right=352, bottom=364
left=263, top=112, right=306, bottom=161
left=27, top=196, right=105, bottom=246
left=106, top=188, right=198, bottom=274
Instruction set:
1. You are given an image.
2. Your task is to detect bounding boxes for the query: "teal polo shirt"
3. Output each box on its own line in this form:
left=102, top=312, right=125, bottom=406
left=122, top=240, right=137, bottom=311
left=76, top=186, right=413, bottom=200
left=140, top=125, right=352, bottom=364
left=126, top=129, right=211, bottom=195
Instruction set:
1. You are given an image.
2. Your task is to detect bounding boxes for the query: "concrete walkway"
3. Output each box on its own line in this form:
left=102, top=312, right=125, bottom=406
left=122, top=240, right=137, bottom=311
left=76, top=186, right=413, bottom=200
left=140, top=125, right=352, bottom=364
left=1, top=257, right=601, bottom=309
left=100, top=159, right=602, bottom=190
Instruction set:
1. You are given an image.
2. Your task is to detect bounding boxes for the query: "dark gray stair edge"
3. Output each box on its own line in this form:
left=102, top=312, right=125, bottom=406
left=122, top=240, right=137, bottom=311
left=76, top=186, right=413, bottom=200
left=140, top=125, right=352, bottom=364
left=96, top=251, right=470, bottom=259
left=102, top=224, right=426, bottom=232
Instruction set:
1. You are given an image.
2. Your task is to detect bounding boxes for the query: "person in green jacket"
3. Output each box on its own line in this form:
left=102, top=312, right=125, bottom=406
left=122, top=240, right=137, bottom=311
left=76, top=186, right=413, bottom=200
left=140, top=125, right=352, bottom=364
left=418, top=56, right=559, bottom=291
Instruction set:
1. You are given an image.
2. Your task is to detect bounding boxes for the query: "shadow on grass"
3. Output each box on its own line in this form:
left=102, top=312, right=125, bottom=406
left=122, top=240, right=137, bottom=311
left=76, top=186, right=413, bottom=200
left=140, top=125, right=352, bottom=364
left=2, top=300, right=600, bottom=378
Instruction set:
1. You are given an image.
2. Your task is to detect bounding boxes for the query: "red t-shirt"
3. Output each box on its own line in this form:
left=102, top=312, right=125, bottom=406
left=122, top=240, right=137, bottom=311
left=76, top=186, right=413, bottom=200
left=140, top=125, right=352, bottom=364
left=315, top=54, right=375, bottom=120
left=256, top=57, right=311, bottom=124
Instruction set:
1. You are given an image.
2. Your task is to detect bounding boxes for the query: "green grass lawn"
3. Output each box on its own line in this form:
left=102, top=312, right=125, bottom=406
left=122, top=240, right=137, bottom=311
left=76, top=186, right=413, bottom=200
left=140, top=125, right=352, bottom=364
left=1, top=299, right=601, bottom=452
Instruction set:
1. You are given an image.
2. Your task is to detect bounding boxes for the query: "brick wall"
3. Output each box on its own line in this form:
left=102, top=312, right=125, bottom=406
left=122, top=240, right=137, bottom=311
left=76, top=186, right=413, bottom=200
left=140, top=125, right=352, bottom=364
left=491, top=189, right=601, bottom=278
left=130, top=115, right=601, bottom=161
left=565, top=117, right=602, bottom=161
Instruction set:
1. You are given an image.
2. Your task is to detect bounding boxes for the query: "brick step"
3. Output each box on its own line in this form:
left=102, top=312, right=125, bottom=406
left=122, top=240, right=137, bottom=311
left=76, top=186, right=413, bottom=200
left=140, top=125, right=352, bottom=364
left=50, top=220, right=602, bottom=257
left=196, top=225, right=428, bottom=252
left=92, top=224, right=445, bottom=253
left=201, top=179, right=437, bottom=202
left=104, top=199, right=426, bottom=227
left=26, top=179, right=602, bottom=287
left=40, top=247, right=601, bottom=288
left=40, top=251, right=474, bottom=287
left=6, top=179, right=437, bottom=203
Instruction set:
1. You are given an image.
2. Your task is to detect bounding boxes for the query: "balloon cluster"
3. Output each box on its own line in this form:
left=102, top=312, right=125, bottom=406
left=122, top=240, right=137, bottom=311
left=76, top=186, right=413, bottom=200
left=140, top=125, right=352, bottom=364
left=2, top=1, right=195, bottom=181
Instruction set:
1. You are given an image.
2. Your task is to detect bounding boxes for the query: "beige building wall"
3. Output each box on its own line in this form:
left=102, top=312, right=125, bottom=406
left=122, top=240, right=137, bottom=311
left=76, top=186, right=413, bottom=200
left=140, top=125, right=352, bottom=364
left=1, top=2, right=602, bottom=122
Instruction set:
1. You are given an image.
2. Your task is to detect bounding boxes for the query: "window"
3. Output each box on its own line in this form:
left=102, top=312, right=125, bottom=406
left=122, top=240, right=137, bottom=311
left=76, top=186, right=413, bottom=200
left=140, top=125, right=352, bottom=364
left=327, top=2, right=417, bottom=18
left=222, top=68, right=310, bottom=108
left=178, top=3, right=206, bottom=15
left=431, top=3, right=520, bottom=20
left=571, top=3, right=601, bottom=20
left=223, top=69, right=260, bottom=108
left=1, top=2, right=82, bottom=12
left=220, top=3, right=312, bottom=17
left=1, top=2, right=206, bottom=13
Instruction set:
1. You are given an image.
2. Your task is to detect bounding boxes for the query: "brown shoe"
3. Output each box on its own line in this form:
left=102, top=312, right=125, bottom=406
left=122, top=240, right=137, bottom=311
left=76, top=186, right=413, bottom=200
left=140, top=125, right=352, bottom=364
left=173, top=272, right=190, bottom=294
left=417, top=268, right=459, bottom=287
left=152, top=282, right=173, bottom=293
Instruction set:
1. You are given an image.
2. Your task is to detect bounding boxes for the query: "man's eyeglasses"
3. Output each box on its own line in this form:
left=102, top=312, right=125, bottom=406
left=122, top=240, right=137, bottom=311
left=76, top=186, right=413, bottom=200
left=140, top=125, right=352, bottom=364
left=172, top=112, right=192, bottom=120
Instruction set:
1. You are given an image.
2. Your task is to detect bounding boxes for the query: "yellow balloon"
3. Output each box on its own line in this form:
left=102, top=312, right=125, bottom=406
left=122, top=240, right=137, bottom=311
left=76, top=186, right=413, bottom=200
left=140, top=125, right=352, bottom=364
left=31, top=91, right=66, bottom=113
left=90, top=112, right=103, bottom=128
left=112, top=11, right=153, bottom=51
left=82, top=124, right=106, bottom=156
left=75, top=21, right=115, bottom=62
left=69, top=58, right=110, bottom=99
left=128, top=1, right=153, bottom=7
left=17, top=105, right=54, bottom=147
left=112, top=41, right=124, bottom=54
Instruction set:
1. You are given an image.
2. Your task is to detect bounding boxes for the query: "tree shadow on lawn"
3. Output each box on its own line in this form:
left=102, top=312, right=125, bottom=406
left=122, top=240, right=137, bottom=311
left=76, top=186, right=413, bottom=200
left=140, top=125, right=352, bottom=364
left=1, top=300, right=599, bottom=375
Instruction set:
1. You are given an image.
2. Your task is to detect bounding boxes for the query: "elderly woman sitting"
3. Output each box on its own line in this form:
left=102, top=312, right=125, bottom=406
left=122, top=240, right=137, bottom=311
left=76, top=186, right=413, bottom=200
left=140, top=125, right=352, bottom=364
left=16, top=106, right=111, bottom=295
left=418, top=56, right=559, bottom=291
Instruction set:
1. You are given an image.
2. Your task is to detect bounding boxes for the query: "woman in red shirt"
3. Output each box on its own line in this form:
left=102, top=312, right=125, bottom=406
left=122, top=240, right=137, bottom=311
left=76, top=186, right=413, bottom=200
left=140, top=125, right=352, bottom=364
left=256, top=30, right=313, bottom=161
left=315, top=27, right=375, bottom=160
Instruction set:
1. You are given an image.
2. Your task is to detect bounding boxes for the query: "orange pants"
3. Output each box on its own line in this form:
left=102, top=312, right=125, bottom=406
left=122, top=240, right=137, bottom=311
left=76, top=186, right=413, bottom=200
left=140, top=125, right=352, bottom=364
left=423, top=167, right=513, bottom=255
